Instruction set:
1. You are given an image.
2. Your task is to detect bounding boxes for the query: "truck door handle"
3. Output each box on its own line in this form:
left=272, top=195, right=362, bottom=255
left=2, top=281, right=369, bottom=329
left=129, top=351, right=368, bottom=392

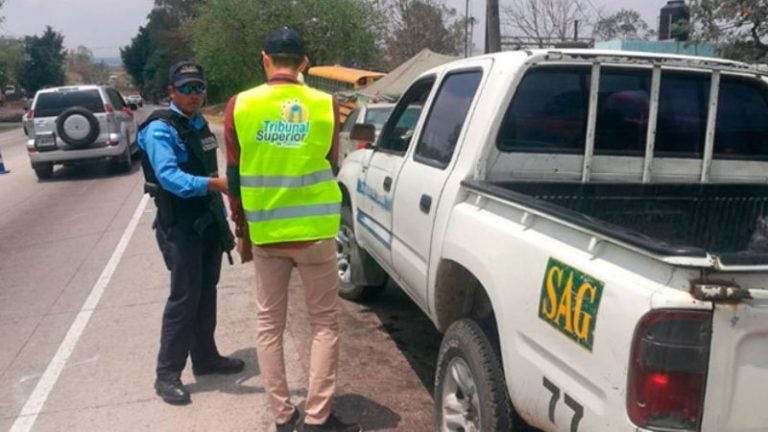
left=383, top=176, right=392, bottom=191
left=420, top=194, right=432, bottom=214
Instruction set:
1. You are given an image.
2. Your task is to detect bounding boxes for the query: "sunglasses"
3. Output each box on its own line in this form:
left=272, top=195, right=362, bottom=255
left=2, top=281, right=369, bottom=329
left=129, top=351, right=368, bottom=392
left=176, top=83, right=206, bottom=95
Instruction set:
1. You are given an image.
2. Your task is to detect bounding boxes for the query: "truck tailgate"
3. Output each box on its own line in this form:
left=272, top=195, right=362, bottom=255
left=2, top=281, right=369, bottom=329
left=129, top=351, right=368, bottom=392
left=701, top=288, right=768, bottom=432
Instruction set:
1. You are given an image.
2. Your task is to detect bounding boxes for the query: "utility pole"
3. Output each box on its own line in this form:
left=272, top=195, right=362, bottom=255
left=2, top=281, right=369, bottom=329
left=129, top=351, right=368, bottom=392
left=485, top=0, right=501, bottom=53
left=574, top=20, right=579, bottom=41
left=465, top=0, right=471, bottom=57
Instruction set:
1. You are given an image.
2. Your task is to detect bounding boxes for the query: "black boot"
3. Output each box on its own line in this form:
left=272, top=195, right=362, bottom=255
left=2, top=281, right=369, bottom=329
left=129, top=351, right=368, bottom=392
left=154, top=376, right=191, bottom=405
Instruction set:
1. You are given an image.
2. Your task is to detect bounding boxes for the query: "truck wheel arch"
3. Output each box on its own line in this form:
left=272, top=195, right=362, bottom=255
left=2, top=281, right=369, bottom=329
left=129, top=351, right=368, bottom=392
left=434, top=259, right=497, bottom=336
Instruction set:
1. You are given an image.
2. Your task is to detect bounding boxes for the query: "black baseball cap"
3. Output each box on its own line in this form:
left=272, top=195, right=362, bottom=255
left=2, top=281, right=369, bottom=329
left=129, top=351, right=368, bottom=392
left=168, top=61, right=206, bottom=87
left=264, top=26, right=305, bottom=56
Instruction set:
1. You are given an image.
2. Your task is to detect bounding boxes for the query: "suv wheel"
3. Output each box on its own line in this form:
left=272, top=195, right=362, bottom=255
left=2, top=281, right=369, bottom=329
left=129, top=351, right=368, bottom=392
left=33, top=162, right=53, bottom=180
left=56, top=107, right=100, bottom=147
left=336, top=204, right=387, bottom=302
left=435, top=319, right=514, bottom=432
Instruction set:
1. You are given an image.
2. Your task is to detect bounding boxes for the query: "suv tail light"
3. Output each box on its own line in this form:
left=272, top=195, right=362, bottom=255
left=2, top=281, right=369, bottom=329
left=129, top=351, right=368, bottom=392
left=26, top=110, right=34, bottom=120
left=104, top=103, right=114, bottom=113
left=628, top=310, right=711, bottom=431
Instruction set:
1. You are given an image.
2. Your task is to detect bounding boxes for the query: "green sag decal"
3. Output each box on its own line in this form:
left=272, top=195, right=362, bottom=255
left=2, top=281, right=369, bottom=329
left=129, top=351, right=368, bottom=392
left=539, top=258, right=604, bottom=351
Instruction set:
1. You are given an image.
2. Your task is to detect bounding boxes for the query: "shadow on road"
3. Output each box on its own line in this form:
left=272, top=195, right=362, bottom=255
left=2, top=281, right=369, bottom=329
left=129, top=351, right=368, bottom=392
left=37, top=158, right=141, bottom=182
left=355, top=281, right=442, bottom=396
left=331, top=393, right=403, bottom=431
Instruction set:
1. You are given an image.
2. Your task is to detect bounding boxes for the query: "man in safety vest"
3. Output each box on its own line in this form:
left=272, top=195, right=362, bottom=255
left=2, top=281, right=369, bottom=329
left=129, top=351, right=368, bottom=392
left=223, top=27, right=360, bottom=432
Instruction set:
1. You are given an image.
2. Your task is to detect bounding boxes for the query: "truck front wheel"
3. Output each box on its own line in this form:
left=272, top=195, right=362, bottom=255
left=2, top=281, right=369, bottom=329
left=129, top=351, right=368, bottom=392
left=435, top=319, right=513, bottom=432
left=336, top=205, right=387, bottom=302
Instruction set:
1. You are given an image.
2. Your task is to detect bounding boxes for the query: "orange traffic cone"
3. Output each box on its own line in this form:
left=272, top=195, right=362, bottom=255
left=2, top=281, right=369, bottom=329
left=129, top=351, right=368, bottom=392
left=0, top=148, right=9, bottom=174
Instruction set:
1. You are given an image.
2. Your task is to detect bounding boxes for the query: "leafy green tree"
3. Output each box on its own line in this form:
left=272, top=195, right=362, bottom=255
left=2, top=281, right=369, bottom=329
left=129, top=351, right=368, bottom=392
left=593, top=9, right=655, bottom=41
left=0, top=37, right=24, bottom=89
left=191, top=0, right=384, bottom=102
left=19, top=26, right=66, bottom=94
left=121, top=26, right=152, bottom=92
left=121, top=0, right=202, bottom=100
left=689, top=0, right=768, bottom=62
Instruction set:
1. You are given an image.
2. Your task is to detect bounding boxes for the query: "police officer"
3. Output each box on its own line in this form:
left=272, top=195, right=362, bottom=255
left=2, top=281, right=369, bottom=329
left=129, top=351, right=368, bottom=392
left=138, top=61, right=243, bottom=405
left=223, top=28, right=360, bottom=432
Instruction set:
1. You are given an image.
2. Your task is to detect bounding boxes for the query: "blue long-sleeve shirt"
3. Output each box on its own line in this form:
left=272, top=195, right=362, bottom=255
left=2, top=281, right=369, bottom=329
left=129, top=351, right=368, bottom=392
left=138, top=103, right=210, bottom=198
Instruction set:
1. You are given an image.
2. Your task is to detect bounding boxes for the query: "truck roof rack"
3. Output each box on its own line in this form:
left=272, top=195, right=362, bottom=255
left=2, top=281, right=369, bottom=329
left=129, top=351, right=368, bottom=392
left=539, top=50, right=768, bottom=77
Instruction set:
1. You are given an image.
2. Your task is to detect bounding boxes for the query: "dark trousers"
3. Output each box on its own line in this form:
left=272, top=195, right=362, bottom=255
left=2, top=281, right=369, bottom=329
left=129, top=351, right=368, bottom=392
left=154, top=218, right=223, bottom=379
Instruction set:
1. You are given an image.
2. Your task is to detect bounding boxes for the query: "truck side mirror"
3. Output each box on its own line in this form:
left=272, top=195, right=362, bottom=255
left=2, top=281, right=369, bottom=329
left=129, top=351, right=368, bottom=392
left=350, top=123, right=376, bottom=147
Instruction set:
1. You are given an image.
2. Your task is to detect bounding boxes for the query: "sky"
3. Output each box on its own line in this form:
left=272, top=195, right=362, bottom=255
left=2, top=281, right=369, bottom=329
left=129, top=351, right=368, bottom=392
left=0, top=0, right=671, bottom=58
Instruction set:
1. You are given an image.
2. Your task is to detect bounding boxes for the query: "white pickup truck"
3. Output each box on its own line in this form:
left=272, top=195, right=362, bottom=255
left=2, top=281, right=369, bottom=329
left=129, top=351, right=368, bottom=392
left=335, top=50, right=768, bottom=432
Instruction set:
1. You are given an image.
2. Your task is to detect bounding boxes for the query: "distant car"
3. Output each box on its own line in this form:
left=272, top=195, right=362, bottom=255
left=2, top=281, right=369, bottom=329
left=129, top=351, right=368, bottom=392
left=24, top=85, right=138, bottom=179
left=338, top=103, right=420, bottom=163
left=125, top=94, right=143, bottom=107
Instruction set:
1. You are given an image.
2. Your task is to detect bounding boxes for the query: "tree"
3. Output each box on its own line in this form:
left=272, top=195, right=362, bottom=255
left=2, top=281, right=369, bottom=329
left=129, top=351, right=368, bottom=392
left=382, top=0, right=467, bottom=68
left=689, top=0, right=768, bottom=62
left=0, top=37, right=23, bottom=88
left=121, top=26, right=152, bottom=92
left=66, top=46, right=95, bottom=83
left=191, top=0, right=384, bottom=102
left=593, top=9, right=654, bottom=41
left=19, top=26, right=66, bottom=94
left=121, top=0, right=202, bottom=100
left=154, top=0, right=205, bottom=22
left=502, top=0, right=594, bottom=47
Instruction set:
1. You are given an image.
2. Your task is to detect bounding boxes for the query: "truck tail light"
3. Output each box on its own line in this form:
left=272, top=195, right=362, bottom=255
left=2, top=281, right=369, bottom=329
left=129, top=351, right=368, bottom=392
left=355, top=141, right=366, bottom=150
left=627, top=310, right=711, bottom=431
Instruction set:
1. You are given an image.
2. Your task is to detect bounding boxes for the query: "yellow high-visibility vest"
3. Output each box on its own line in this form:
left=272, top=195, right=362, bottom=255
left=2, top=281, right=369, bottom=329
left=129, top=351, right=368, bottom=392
left=234, top=82, right=341, bottom=245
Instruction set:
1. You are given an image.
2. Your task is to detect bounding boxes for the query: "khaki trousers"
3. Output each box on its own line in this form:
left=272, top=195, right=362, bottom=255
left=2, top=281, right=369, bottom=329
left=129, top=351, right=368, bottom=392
left=252, top=239, right=340, bottom=425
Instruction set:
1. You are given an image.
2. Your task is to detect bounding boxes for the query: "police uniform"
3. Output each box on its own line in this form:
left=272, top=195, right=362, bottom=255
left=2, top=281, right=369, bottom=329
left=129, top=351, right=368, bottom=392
left=138, top=61, right=241, bottom=405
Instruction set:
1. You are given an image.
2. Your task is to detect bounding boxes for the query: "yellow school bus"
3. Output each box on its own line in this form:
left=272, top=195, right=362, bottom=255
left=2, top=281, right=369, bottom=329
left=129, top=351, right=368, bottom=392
left=306, top=65, right=385, bottom=94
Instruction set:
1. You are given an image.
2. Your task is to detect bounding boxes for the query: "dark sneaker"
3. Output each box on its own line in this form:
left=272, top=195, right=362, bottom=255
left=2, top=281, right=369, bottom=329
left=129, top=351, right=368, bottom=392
left=302, top=413, right=362, bottom=432
left=276, top=406, right=301, bottom=432
left=154, top=376, right=191, bottom=405
left=193, top=356, right=245, bottom=376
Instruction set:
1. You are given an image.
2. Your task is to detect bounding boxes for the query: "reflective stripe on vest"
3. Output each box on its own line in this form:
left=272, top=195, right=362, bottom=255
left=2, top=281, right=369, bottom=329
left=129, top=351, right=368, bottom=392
left=245, top=202, right=341, bottom=223
left=234, top=83, right=341, bottom=245
left=240, top=169, right=335, bottom=188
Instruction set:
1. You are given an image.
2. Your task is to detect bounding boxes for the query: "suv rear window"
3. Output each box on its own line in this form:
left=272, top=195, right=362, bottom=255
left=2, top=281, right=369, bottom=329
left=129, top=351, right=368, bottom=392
left=34, top=90, right=105, bottom=117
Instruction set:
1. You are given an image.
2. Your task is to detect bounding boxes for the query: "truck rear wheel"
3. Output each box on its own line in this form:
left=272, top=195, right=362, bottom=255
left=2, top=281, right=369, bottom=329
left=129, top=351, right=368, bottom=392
left=435, top=319, right=513, bottom=432
left=336, top=205, right=387, bottom=302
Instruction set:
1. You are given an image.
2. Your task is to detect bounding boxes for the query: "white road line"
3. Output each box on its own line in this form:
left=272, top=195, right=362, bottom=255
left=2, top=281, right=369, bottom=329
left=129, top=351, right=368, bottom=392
left=9, top=193, right=150, bottom=432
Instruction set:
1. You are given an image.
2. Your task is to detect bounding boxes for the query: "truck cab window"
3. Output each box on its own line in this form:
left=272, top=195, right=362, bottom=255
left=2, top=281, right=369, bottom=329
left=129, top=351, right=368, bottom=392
left=415, top=70, right=482, bottom=168
left=377, top=77, right=435, bottom=153
left=497, top=66, right=590, bottom=153
left=594, top=68, right=651, bottom=155
left=656, top=72, right=710, bottom=157
left=715, top=77, right=768, bottom=159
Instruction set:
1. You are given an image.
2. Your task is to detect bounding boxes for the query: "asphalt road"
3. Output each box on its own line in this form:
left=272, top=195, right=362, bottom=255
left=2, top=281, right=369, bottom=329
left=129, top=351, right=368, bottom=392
left=0, top=107, right=441, bottom=431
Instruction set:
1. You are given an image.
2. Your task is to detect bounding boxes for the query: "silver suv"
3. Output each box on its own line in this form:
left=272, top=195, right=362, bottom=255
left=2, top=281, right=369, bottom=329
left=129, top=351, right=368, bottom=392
left=25, top=85, right=138, bottom=179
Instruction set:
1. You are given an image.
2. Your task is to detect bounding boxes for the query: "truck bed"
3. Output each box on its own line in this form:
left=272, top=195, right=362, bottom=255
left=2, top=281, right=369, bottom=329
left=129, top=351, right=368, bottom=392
left=463, top=180, right=768, bottom=266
